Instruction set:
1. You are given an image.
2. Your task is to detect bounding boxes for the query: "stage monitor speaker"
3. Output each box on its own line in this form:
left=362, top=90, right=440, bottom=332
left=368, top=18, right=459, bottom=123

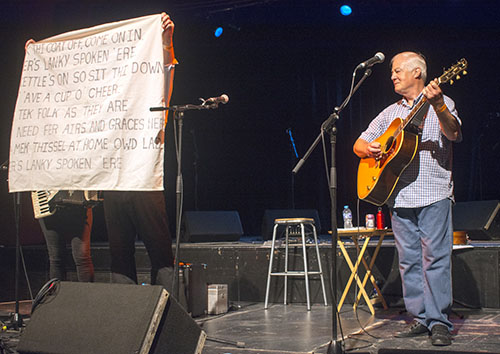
left=453, top=200, right=500, bottom=240
left=181, top=211, right=243, bottom=242
left=261, top=209, right=321, bottom=240
left=17, top=282, right=206, bottom=354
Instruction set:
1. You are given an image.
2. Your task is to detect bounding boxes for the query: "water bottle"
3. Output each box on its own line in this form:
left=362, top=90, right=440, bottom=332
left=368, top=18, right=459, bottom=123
left=342, top=205, right=353, bottom=228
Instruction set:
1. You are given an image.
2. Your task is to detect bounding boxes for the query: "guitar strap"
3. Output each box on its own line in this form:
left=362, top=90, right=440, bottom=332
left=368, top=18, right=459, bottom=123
left=406, top=100, right=430, bottom=135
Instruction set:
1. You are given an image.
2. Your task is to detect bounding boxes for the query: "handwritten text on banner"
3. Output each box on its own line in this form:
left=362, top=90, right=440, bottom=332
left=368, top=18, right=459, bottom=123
left=9, top=14, right=167, bottom=192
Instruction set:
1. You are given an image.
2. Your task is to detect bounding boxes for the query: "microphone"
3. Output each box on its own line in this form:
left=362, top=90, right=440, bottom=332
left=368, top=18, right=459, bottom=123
left=356, top=52, right=385, bottom=70
left=203, top=94, right=229, bottom=105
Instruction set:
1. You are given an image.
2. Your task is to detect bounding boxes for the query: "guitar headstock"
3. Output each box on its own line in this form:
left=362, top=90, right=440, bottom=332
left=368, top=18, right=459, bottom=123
left=438, top=58, right=468, bottom=85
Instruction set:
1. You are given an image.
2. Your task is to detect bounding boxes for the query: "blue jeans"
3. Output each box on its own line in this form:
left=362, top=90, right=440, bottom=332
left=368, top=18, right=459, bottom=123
left=391, top=198, right=453, bottom=331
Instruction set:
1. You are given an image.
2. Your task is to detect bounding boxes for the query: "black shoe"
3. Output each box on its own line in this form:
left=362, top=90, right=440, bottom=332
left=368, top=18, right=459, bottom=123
left=431, top=324, right=452, bottom=346
left=395, top=320, right=429, bottom=338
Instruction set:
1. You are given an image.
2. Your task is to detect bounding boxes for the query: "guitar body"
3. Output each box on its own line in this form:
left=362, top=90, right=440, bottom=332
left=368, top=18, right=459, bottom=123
left=357, top=117, right=419, bottom=206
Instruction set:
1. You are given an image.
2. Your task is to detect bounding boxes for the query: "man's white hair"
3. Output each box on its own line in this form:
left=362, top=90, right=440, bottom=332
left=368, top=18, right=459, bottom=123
left=391, top=52, right=427, bottom=82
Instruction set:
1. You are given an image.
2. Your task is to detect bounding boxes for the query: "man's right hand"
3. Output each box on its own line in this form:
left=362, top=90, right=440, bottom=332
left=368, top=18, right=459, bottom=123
left=367, top=141, right=382, bottom=160
left=354, top=138, right=382, bottom=159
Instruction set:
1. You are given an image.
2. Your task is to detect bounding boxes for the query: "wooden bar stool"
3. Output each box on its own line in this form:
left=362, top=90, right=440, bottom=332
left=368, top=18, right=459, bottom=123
left=264, top=218, right=328, bottom=310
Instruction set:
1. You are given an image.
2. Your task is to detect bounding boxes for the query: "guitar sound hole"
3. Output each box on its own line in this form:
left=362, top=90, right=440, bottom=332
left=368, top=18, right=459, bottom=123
left=384, top=136, right=394, bottom=153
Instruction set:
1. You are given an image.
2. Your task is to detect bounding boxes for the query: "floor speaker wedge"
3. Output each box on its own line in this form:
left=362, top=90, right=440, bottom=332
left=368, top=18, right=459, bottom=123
left=17, top=281, right=206, bottom=354
left=453, top=200, right=500, bottom=240
left=181, top=210, right=243, bottom=242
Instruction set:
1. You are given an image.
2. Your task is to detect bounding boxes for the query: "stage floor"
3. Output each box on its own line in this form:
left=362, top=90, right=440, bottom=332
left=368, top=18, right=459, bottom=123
left=2, top=300, right=500, bottom=353
left=200, top=303, right=500, bottom=354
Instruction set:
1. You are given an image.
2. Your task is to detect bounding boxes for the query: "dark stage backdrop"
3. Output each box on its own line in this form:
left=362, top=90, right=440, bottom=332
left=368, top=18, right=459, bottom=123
left=1, top=0, right=499, bottom=240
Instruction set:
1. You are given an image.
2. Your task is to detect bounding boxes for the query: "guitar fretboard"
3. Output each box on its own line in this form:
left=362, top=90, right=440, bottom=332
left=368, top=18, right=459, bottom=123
left=390, top=58, right=468, bottom=139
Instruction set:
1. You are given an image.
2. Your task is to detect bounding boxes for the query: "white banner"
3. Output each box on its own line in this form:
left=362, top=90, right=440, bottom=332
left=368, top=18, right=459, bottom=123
left=8, top=14, right=167, bottom=192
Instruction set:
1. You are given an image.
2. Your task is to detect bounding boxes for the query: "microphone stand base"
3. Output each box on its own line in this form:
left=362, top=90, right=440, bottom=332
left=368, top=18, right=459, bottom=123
left=7, top=312, right=24, bottom=331
left=327, top=340, right=344, bottom=354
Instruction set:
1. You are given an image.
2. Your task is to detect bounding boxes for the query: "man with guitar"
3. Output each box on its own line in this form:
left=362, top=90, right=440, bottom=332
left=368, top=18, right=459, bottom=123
left=353, top=52, right=462, bottom=346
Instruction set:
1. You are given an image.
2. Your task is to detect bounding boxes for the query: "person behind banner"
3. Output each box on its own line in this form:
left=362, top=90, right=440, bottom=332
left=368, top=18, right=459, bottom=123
left=353, top=52, right=462, bottom=346
left=23, top=40, right=95, bottom=282
left=102, top=12, right=177, bottom=291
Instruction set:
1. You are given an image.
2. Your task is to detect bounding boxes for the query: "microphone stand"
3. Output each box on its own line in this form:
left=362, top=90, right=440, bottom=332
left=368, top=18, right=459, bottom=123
left=190, top=129, right=200, bottom=211
left=149, top=102, right=222, bottom=299
left=0, top=160, right=23, bottom=330
left=12, top=192, right=23, bottom=330
left=292, top=68, right=372, bottom=354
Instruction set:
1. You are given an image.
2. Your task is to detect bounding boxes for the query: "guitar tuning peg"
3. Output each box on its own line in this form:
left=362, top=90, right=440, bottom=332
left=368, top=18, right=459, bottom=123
left=450, top=79, right=454, bottom=85
left=463, top=70, right=468, bottom=75
left=456, top=75, right=461, bottom=80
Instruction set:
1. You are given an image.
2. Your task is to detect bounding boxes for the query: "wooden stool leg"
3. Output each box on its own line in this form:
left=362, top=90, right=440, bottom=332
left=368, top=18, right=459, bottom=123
left=354, top=235, right=388, bottom=311
left=351, top=237, right=375, bottom=315
left=337, top=239, right=356, bottom=312
left=367, top=235, right=388, bottom=310
left=336, top=238, right=374, bottom=314
left=264, top=223, right=279, bottom=309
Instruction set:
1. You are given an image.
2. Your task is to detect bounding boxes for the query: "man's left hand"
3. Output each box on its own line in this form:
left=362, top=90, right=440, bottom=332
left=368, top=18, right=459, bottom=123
left=423, top=78, right=444, bottom=110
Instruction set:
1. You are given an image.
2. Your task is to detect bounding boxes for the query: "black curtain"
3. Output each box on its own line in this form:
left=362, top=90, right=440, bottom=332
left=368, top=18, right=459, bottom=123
left=1, top=1, right=499, bottom=238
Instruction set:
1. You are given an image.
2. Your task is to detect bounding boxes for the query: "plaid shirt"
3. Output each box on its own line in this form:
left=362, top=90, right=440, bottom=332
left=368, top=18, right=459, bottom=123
left=359, top=93, right=462, bottom=208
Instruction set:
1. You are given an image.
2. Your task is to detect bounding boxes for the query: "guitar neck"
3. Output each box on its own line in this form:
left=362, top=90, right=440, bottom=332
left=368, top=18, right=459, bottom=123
left=394, top=58, right=467, bottom=137
left=401, top=95, right=429, bottom=131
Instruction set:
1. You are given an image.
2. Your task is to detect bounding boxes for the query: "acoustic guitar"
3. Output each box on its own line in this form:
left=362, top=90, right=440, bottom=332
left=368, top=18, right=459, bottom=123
left=357, top=58, right=468, bottom=206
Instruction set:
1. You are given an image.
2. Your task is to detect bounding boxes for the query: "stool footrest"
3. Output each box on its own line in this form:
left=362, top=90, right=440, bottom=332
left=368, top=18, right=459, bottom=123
left=270, top=271, right=323, bottom=276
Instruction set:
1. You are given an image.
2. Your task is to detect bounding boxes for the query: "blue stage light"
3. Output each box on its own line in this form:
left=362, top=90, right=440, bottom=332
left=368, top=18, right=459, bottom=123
left=214, top=27, right=223, bottom=38
left=340, top=5, right=352, bottom=16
